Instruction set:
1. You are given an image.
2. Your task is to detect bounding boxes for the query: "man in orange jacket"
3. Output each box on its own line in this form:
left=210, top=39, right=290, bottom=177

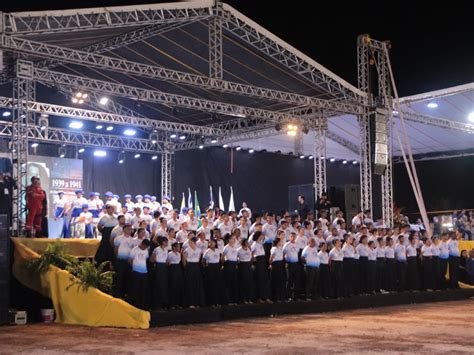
left=25, top=176, right=46, bottom=237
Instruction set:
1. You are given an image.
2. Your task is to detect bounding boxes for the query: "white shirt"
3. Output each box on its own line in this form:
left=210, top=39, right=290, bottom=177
left=251, top=241, right=265, bottom=257
left=342, top=244, right=355, bottom=258
left=219, top=222, right=233, bottom=237
left=203, top=248, right=220, bottom=264
left=282, top=241, right=299, bottom=263
left=385, top=246, right=395, bottom=259
left=71, top=197, right=88, bottom=209
left=78, top=211, right=93, bottom=224
left=439, top=241, right=450, bottom=259
left=296, top=235, right=309, bottom=251
left=176, top=230, right=188, bottom=243
left=131, top=214, right=144, bottom=229
left=376, top=246, right=386, bottom=258
left=356, top=244, right=370, bottom=257
left=98, top=214, right=118, bottom=228
left=352, top=216, right=363, bottom=227
left=141, top=214, right=153, bottom=225
left=223, top=244, right=238, bottom=262
left=129, top=246, right=148, bottom=273
left=53, top=197, right=66, bottom=209
left=394, top=244, right=407, bottom=261
left=197, top=225, right=212, bottom=240
left=237, top=224, right=249, bottom=239
left=196, top=239, right=208, bottom=254
left=237, top=247, right=252, bottom=262
left=448, top=239, right=460, bottom=256
left=421, top=245, right=433, bottom=257
left=167, top=251, right=181, bottom=265
left=329, top=248, right=343, bottom=261
left=431, top=244, right=440, bottom=257
left=184, top=247, right=201, bottom=263
left=262, top=223, right=277, bottom=243
left=185, top=217, right=199, bottom=232
left=318, top=250, right=329, bottom=264
left=167, top=218, right=181, bottom=232
left=302, top=245, right=320, bottom=267
left=115, top=235, right=134, bottom=260
left=368, top=248, right=377, bottom=261
left=152, top=246, right=168, bottom=263
left=270, top=246, right=283, bottom=262
left=110, top=225, right=123, bottom=242
left=406, top=244, right=418, bottom=257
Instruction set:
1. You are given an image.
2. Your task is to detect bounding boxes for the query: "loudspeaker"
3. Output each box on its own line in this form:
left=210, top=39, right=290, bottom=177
left=373, top=109, right=388, bottom=175
left=344, top=184, right=360, bottom=220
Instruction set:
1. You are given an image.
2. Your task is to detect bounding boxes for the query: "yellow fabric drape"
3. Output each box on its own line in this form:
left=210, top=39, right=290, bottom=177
left=11, top=238, right=150, bottom=329
left=11, top=237, right=100, bottom=258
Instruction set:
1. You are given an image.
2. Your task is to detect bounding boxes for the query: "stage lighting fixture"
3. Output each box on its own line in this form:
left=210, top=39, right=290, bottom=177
left=249, top=149, right=255, bottom=153
left=236, top=146, right=242, bottom=151
left=210, top=139, right=218, bottom=144
left=170, top=134, right=177, bottom=139
left=172, top=107, right=179, bottom=116
left=151, top=155, right=158, bottom=160
left=223, top=144, right=228, bottom=148
left=69, top=121, right=83, bottom=129
left=73, top=92, right=87, bottom=104
left=150, top=133, right=158, bottom=144
left=118, top=151, right=125, bottom=164
left=94, top=150, right=107, bottom=157
left=342, top=160, right=348, bottom=164
left=99, top=97, right=109, bottom=105
left=352, top=160, right=358, bottom=164
left=299, top=155, right=305, bottom=159
left=58, top=146, right=66, bottom=158
left=78, top=148, right=85, bottom=153
left=2, top=111, right=11, bottom=117
left=329, top=158, right=336, bottom=162
left=75, top=92, right=82, bottom=98
left=427, top=102, right=438, bottom=108
left=302, top=125, right=309, bottom=134
left=78, top=99, right=84, bottom=104
left=321, top=156, right=325, bottom=159
left=39, top=117, right=48, bottom=131
left=31, top=143, right=38, bottom=148
left=275, top=123, right=282, bottom=131
left=96, top=125, right=103, bottom=130
left=118, top=159, right=124, bottom=164
left=179, top=135, right=186, bottom=140
left=134, top=154, right=141, bottom=159
left=308, top=155, right=314, bottom=159
left=199, top=145, right=204, bottom=149
left=468, top=112, right=474, bottom=122
left=72, top=97, right=78, bottom=103
left=123, top=129, right=136, bottom=136
left=106, top=126, right=114, bottom=131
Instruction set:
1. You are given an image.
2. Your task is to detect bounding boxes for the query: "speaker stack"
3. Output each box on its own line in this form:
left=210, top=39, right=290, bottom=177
left=373, top=108, right=389, bottom=176
left=0, top=214, right=9, bottom=325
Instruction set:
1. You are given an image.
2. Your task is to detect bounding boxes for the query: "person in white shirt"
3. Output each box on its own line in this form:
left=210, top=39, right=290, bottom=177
left=341, top=235, right=356, bottom=296
left=114, top=224, right=134, bottom=297
left=53, top=191, right=68, bottom=238
left=237, top=239, right=253, bottom=303
left=166, top=210, right=181, bottom=231
left=363, top=209, right=374, bottom=225
left=110, top=215, right=126, bottom=249
left=384, top=237, right=396, bottom=292
left=319, top=210, right=329, bottom=233
left=394, top=235, right=407, bottom=291
left=202, top=238, right=222, bottom=306
left=183, top=237, right=204, bottom=308
left=197, top=217, right=211, bottom=240
left=134, top=195, right=144, bottom=210
left=161, top=195, right=173, bottom=213
left=329, top=239, right=344, bottom=298
left=128, top=238, right=150, bottom=309
left=269, top=238, right=285, bottom=302
left=406, top=234, right=420, bottom=291
left=68, top=189, right=88, bottom=238
left=438, top=232, right=450, bottom=289
left=76, top=204, right=93, bottom=239
left=151, top=238, right=169, bottom=309
left=431, top=236, right=442, bottom=290
left=318, top=242, right=330, bottom=298
left=176, top=222, right=189, bottom=244
left=250, top=232, right=271, bottom=302
left=185, top=209, right=199, bottom=232
left=113, top=194, right=122, bottom=215
left=123, top=194, right=134, bottom=213
left=150, top=196, right=161, bottom=213
left=131, top=207, right=144, bottom=230
left=332, top=210, right=345, bottom=228
left=447, top=231, right=460, bottom=288
left=120, top=206, right=132, bottom=225
left=219, top=213, right=234, bottom=238
left=143, top=194, right=152, bottom=210
left=283, top=233, right=301, bottom=300
left=375, top=237, right=387, bottom=293
left=367, top=241, right=377, bottom=294
left=295, top=226, right=309, bottom=254
left=237, top=217, right=250, bottom=239
left=222, top=235, right=239, bottom=304
left=167, top=242, right=184, bottom=308
left=301, top=238, right=320, bottom=300
left=420, top=237, right=434, bottom=291
left=351, top=211, right=364, bottom=228
left=238, top=202, right=252, bottom=219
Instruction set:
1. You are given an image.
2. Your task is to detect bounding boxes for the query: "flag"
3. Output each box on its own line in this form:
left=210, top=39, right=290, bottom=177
left=194, top=190, right=201, bottom=217
left=209, top=186, right=215, bottom=209
left=187, top=188, right=193, bottom=209
left=229, top=186, right=235, bottom=212
left=218, top=186, right=225, bottom=211
left=180, top=192, right=186, bottom=214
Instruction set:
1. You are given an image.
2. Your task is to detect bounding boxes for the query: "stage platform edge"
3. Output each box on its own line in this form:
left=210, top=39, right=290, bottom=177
left=150, top=289, right=474, bottom=327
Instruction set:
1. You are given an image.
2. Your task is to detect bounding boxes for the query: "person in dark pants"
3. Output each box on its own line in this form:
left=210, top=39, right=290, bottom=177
left=128, top=239, right=151, bottom=310
left=367, top=241, right=377, bottom=294
left=151, top=237, right=169, bottom=309
left=297, top=195, right=310, bottom=221
left=406, top=235, right=420, bottom=291
left=283, top=233, right=301, bottom=300
left=237, top=239, right=254, bottom=303
left=222, top=235, right=239, bottom=304
left=394, top=235, right=407, bottom=292
left=447, top=232, right=460, bottom=289
left=438, top=233, right=450, bottom=289
left=183, top=237, right=205, bottom=308
left=113, top=224, right=134, bottom=298
left=329, top=239, right=344, bottom=299
left=420, top=238, right=434, bottom=291
left=384, top=237, right=396, bottom=292
left=375, top=238, right=386, bottom=292
left=301, top=238, right=320, bottom=300
left=318, top=242, right=331, bottom=298
left=251, top=232, right=271, bottom=302
left=341, top=235, right=355, bottom=297
left=202, top=238, right=222, bottom=307
left=270, top=238, right=286, bottom=302
left=431, top=236, right=441, bottom=290
left=356, top=235, right=371, bottom=294
left=96, top=205, right=118, bottom=264
left=167, top=242, right=184, bottom=308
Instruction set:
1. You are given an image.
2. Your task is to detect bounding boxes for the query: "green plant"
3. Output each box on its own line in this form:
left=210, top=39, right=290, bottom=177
left=67, top=260, right=115, bottom=294
left=28, top=242, right=79, bottom=274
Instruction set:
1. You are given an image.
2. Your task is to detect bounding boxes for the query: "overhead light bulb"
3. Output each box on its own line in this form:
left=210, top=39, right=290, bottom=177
left=427, top=102, right=438, bottom=108
left=99, top=97, right=109, bottom=105
left=151, top=155, right=158, bottom=160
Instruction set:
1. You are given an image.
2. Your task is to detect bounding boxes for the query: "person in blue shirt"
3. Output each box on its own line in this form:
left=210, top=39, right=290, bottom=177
left=301, top=238, right=320, bottom=300
left=128, top=238, right=150, bottom=310
left=282, top=233, right=301, bottom=301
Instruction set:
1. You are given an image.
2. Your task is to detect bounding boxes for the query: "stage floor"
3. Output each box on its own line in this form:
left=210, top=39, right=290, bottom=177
left=2, top=299, right=474, bottom=354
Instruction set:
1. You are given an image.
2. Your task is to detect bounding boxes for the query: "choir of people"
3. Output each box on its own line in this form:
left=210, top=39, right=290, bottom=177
left=56, top=191, right=469, bottom=311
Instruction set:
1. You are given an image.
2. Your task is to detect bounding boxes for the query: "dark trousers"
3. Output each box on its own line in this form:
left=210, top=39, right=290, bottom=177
left=407, top=257, right=420, bottom=290
left=376, top=258, right=386, bottom=291
left=432, top=256, right=441, bottom=290
left=318, top=264, right=331, bottom=298
left=396, top=260, right=407, bottom=291
left=264, top=243, right=272, bottom=261
left=153, top=263, right=169, bottom=308
left=422, top=257, right=434, bottom=290
left=204, top=263, right=222, bottom=306
left=343, top=258, right=353, bottom=297
left=224, top=261, right=239, bottom=304
left=359, top=256, right=369, bottom=293
left=385, top=259, right=396, bottom=291
left=330, top=260, right=343, bottom=298
left=448, top=256, right=460, bottom=288
left=239, top=262, right=254, bottom=302
left=95, top=227, right=114, bottom=264
left=184, top=262, right=205, bottom=307
left=168, top=264, right=184, bottom=307
left=254, top=256, right=270, bottom=301
left=271, top=261, right=286, bottom=301
left=367, top=261, right=377, bottom=293
left=116, top=258, right=131, bottom=298
left=439, top=258, right=449, bottom=289
left=304, top=265, right=319, bottom=299
left=130, top=271, right=149, bottom=310
left=286, top=262, right=301, bottom=300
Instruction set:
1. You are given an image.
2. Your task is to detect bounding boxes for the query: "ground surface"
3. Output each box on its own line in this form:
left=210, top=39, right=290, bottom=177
left=1, top=299, right=473, bottom=354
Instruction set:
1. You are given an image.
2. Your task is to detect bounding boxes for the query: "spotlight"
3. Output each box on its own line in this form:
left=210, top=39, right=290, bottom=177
left=58, top=146, right=66, bottom=158
left=299, top=155, right=305, bottom=159
left=468, top=112, right=474, bottom=122
left=31, top=143, right=38, bottom=148
left=275, top=123, right=282, bottom=131
left=75, top=92, right=82, bottom=98
left=150, top=133, right=158, bottom=144
left=223, top=144, right=228, bottom=148
left=308, top=155, right=314, bottom=159
left=329, top=158, right=336, bottom=162
left=320, top=156, right=325, bottom=159
left=170, top=134, right=177, bottom=139
left=287, top=131, right=297, bottom=137
left=352, top=160, right=358, bottom=165
left=78, top=148, right=85, bottom=153
left=123, top=129, right=136, bottom=136
left=210, top=139, right=218, bottom=144
left=72, top=98, right=78, bottom=103
left=69, top=121, right=83, bottom=129
left=93, top=150, right=107, bottom=157
left=2, top=111, right=11, bottom=117
left=96, top=125, right=103, bottom=130
left=199, top=145, right=204, bottom=149
left=236, top=146, right=242, bottom=151
left=118, top=159, right=124, bottom=164
left=39, top=117, right=48, bottom=131
left=118, top=151, right=125, bottom=164
left=99, top=97, right=109, bottom=105
left=179, top=135, right=186, bottom=140
left=302, top=125, right=309, bottom=134
left=427, top=102, right=438, bottom=108
left=342, top=160, right=348, bottom=164
left=78, top=99, right=84, bottom=104
left=151, top=155, right=158, bottom=160
left=249, top=149, right=255, bottom=154
left=82, top=93, right=88, bottom=99
left=106, top=126, right=114, bottom=131
left=134, top=154, right=140, bottom=159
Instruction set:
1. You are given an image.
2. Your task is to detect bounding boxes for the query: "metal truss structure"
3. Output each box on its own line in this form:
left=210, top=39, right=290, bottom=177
left=313, top=121, right=327, bottom=200
left=208, top=1, right=223, bottom=79
left=161, top=151, right=173, bottom=202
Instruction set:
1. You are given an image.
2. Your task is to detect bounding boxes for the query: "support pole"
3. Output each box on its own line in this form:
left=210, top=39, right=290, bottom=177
left=12, top=60, right=35, bottom=236
left=313, top=120, right=327, bottom=204
left=161, top=151, right=173, bottom=202
left=209, top=1, right=223, bottom=79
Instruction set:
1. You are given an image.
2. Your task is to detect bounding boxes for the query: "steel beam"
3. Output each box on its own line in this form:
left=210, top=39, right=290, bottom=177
left=161, top=151, right=173, bottom=201
left=208, top=2, right=223, bottom=79
left=314, top=125, right=327, bottom=203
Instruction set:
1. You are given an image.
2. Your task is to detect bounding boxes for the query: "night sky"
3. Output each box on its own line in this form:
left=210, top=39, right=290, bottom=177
left=2, top=0, right=473, bottom=96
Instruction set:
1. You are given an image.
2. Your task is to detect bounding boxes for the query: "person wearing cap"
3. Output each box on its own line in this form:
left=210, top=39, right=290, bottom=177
left=66, top=189, right=87, bottom=238
left=111, top=194, right=121, bottom=214
left=150, top=196, right=161, bottom=213
left=96, top=204, right=119, bottom=264
left=87, top=192, right=98, bottom=219
left=131, top=207, right=144, bottom=230
left=25, top=176, right=46, bottom=237
left=123, top=194, right=134, bottom=214
left=104, top=191, right=115, bottom=208
left=77, top=204, right=94, bottom=239
left=162, top=195, right=173, bottom=212
left=53, top=191, right=68, bottom=238
left=161, top=205, right=171, bottom=220
left=135, top=195, right=144, bottom=210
